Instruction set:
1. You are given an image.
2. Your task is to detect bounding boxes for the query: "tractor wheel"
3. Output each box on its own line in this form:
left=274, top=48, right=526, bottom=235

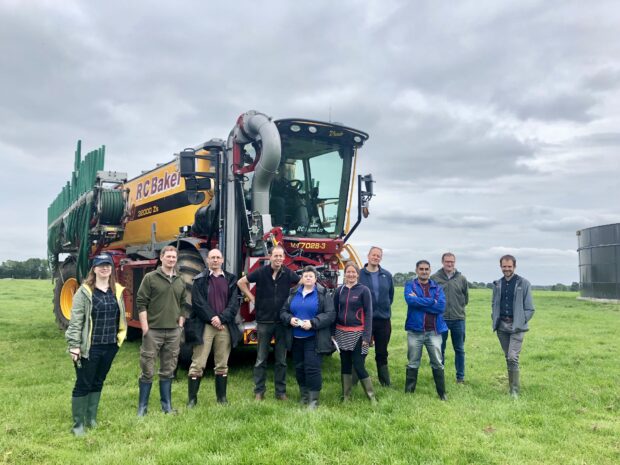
left=176, top=248, right=205, bottom=369
left=53, top=260, right=79, bottom=330
left=177, top=248, right=205, bottom=297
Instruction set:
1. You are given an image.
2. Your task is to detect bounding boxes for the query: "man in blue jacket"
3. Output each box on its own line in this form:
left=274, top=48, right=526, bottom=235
left=491, top=255, right=535, bottom=398
left=359, top=246, right=394, bottom=386
left=404, top=260, right=448, bottom=400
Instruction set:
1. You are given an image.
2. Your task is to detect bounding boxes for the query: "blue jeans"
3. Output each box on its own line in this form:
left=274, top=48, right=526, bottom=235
left=441, top=319, right=466, bottom=381
left=406, top=331, right=443, bottom=370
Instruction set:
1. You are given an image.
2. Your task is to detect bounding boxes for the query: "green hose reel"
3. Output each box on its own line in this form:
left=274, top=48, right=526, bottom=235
left=47, top=141, right=127, bottom=281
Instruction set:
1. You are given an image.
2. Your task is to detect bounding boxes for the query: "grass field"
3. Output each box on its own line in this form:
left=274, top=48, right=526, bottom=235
left=0, top=279, right=619, bottom=465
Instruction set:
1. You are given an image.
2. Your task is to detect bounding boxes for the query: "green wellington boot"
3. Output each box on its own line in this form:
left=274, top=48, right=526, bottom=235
left=341, top=374, right=353, bottom=402
left=85, top=391, right=102, bottom=428
left=360, top=377, right=378, bottom=405
left=71, top=396, right=88, bottom=436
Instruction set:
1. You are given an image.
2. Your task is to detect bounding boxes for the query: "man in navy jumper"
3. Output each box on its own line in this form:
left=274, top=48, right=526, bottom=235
left=404, top=260, right=448, bottom=400
left=359, top=246, right=394, bottom=386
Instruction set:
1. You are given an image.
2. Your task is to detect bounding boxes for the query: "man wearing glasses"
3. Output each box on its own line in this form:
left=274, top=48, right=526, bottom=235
left=431, top=253, right=469, bottom=384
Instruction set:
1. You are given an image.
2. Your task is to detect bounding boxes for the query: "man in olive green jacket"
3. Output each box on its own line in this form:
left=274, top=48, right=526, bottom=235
left=136, top=246, right=189, bottom=416
left=431, top=253, right=469, bottom=383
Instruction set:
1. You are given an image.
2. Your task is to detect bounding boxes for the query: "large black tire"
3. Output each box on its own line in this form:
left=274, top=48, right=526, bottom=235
left=126, top=326, right=143, bottom=341
left=176, top=248, right=205, bottom=369
left=177, top=248, right=205, bottom=300
left=53, top=260, right=78, bottom=331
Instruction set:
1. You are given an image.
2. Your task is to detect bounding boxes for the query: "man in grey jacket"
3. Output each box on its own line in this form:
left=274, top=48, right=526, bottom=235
left=491, top=255, right=535, bottom=398
left=431, top=253, right=468, bottom=384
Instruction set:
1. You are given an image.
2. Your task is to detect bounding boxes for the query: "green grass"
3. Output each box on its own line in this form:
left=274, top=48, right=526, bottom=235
left=0, top=280, right=619, bottom=465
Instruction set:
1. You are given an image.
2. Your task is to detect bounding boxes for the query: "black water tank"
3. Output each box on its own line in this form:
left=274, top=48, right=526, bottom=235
left=577, top=223, right=620, bottom=299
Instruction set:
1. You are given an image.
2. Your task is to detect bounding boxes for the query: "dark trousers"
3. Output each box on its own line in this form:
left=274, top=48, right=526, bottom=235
left=291, top=336, right=322, bottom=392
left=372, top=318, right=391, bottom=366
left=253, top=322, right=288, bottom=395
left=340, top=337, right=369, bottom=379
left=72, top=344, right=119, bottom=397
left=441, top=319, right=466, bottom=380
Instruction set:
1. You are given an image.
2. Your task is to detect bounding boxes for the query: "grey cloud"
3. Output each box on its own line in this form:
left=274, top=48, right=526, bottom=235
left=377, top=210, right=495, bottom=229
left=533, top=214, right=620, bottom=233
left=507, top=92, right=597, bottom=123
left=575, top=132, right=620, bottom=147
left=533, top=218, right=592, bottom=233
left=365, top=111, right=536, bottom=182
left=584, top=66, right=620, bottom=92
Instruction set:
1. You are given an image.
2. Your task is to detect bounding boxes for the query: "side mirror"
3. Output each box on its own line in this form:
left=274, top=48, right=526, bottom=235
left=360, top=174, right=374, bottom=217
left=362, top=174, right=374, bottom=197
left=177, top=146, right=219, bottom=204
left=179, top=148, right=197, bottom=177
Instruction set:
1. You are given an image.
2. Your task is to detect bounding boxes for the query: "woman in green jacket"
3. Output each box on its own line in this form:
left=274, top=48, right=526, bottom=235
left=65, top=254, right=127, bottom=436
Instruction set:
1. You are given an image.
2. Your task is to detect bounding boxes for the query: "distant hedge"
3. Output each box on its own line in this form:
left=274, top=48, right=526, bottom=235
left=0, top=259, right=51, bottom=279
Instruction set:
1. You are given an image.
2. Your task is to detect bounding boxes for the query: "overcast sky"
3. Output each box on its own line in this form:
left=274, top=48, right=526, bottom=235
left=1, top=0, right=619, bottom=285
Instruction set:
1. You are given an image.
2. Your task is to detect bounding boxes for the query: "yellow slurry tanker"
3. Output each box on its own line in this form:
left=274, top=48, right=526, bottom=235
left=48, top=110, right=374, bottom=344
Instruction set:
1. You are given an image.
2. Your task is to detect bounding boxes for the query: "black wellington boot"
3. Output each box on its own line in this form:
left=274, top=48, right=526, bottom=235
left=187, top=376, right=201, bottom=408
left=405, top=367, right=418, bottom=393
left=137, top=381, right=152, bottom=417
left=377, top=364, right=391, bottom=387
left=432, top=368, right=447, bottom=401
left=299, top=386, right=309, bottom=405
left=159, top=379, right=177, bottom=414
left=215, top=374, right=228, bottom=404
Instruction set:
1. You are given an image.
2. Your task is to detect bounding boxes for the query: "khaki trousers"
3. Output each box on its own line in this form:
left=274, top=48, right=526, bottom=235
left=139, top=328, right=181, bottom=382
left=189, top=325, right=231, bottom=377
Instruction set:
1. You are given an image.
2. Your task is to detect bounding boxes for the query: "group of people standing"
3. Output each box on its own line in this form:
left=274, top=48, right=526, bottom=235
left=65, top=245, right=535, bottom=436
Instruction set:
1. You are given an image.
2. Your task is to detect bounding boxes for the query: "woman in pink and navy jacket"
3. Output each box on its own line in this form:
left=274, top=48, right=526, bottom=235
left=333, top=262, right=376, bottom=403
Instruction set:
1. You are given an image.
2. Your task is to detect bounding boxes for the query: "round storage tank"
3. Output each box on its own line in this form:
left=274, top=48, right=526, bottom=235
left=576, top=223, right=620, bottom=300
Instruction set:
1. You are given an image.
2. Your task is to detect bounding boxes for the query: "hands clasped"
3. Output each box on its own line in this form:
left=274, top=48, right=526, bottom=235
left=290, top=318, right=312, bottom=330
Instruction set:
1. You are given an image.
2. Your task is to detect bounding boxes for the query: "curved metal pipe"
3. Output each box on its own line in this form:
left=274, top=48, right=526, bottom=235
left=224, top=110, right=281, bottom=274
left=235, top=110, right=281, bottom=222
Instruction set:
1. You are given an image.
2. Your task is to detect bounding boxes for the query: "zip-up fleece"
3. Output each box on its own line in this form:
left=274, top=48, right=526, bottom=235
left=404, top=279, right=447, bottom=334
left=334, top=283, right=373, bottom=343
left=491, top=274, right=535, bottom=333
left=359, top=265, right=394, bottom=320
left=430, top=269, right=469, bottom=320
left=65, top=283, right=127, bottom=359
left=136, top=267, right=188, bottom=328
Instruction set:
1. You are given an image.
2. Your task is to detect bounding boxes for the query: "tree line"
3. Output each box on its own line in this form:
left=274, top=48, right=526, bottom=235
left=392, top=272, right=579, bottom=291
left=0, top=259, right=51, bottom=279
left=0, top=259, right=579, bottom=291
